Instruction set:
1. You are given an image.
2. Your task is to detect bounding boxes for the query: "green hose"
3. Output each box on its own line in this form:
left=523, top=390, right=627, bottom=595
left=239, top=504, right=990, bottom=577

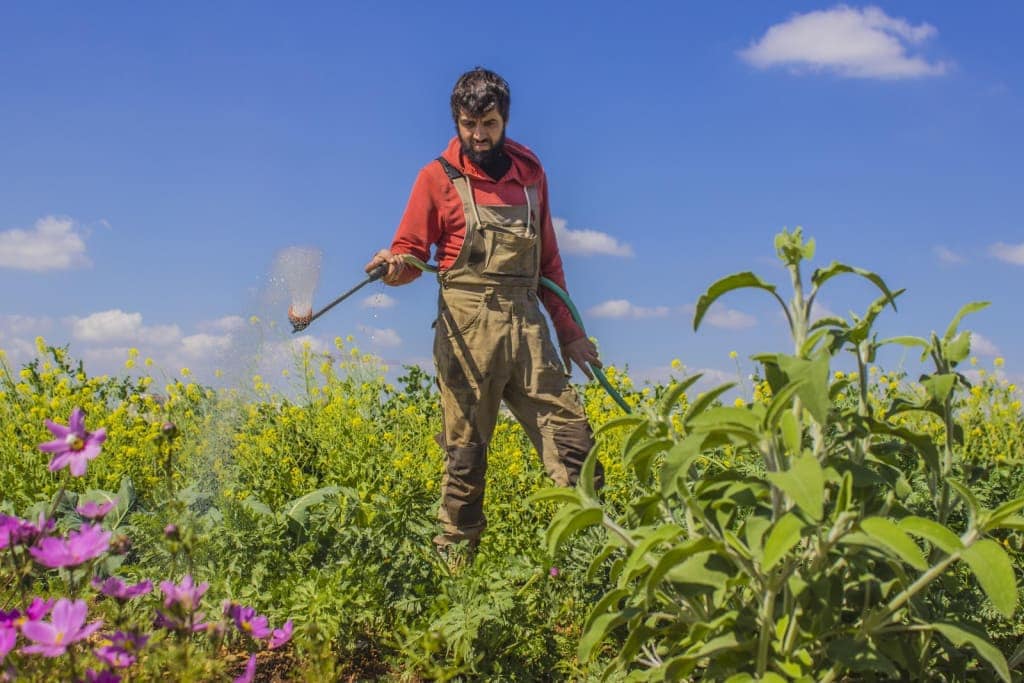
left=399, top=254, right=632, bottom=413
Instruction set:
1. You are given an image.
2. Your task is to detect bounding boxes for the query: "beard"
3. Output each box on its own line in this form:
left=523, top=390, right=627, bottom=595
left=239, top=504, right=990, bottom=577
left=461, top=131, right=507, bottom=168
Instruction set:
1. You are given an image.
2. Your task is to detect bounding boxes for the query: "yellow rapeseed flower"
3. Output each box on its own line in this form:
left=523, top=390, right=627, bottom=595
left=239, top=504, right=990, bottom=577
left=670, top=358, right=682, bottom=371
left=729, top=351, right=738, bottom=359
left=970, top=357, right=978, bottom=366
left=834, top=371, right=844, bottom=380
left=125, top=359, right=136, bottom=369
left=734, top=397, right=745, bottom=407
left=249, top=315, right=260, bottom=325
left=145, top=357, right=154, bottom=367
left=994, top=357, right=1005, bottom=368
left=180, top=367, right=191, bottom=377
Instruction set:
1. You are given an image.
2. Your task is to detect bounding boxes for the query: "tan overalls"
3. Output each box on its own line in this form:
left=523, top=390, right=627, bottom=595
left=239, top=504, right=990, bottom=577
left=432, top=158, right=603, bottom=547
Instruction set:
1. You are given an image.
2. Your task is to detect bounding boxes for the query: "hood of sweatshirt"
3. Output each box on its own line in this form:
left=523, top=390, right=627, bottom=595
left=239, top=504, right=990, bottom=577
left=440, top=135, right=544, bottom=186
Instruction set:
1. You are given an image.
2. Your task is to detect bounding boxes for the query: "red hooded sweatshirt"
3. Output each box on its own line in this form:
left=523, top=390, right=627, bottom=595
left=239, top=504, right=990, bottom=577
left=388, top=136, right=584, bottom=346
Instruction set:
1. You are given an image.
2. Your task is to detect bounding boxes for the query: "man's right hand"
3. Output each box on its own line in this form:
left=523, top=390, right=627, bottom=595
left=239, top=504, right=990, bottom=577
left=365, top=249, right=406, bottom=284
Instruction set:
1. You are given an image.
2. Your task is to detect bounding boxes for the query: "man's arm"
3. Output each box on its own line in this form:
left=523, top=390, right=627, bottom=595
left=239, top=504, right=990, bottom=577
left=535, top=174, right=602, bottom=379
left=364, top=166, right=440, bottom=284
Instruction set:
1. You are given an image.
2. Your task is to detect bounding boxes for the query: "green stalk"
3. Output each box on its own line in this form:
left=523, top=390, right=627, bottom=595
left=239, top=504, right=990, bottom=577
left=756, top=586, right=778, bottom=676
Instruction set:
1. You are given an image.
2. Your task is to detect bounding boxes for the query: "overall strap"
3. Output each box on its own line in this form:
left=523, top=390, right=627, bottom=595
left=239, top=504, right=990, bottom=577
left=436, top=156, right=463, bottom=180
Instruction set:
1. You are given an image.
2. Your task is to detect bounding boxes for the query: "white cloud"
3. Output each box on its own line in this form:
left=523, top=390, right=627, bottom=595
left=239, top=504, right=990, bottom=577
left=739, top=6, right=948, bottom=79
left=553, top=218, right=633, bottom=257
left=705, top=306, right=757, bottom=330
left=180, top=333, right=233, bottom=358
left=588, top=299, right=670, bottom=319
left=971, top=332, right=1000, bottom=357
left=0, top=216, right=92, bottom=271
left=69, top=309, right=181, bottom=346
left=361, top=293, right=397, bottom=309
left=990, top=242, right=1024, bottom=265
left=198, top=315, right=247, bottom=333
left=933, top=245, right=964, bottom=264
left=358, top=325, right=402, bottom=348
left=0, top=314, right=53, bottom=337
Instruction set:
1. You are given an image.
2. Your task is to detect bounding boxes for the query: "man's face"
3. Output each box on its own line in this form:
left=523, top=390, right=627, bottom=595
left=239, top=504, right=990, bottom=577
left=457, top=108, right=505, bottom=163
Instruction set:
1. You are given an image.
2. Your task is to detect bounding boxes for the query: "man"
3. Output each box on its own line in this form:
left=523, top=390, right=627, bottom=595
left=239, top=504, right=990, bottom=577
left=364, top=67, right=604, bottom=565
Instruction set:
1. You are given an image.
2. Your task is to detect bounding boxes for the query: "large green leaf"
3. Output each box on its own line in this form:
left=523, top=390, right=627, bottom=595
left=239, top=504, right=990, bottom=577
left=528, top=487, right=582, bottom=505
left=659, top=373, right=702, bottom=417
left=943, top=301, right=991, bottom=343
left=683, top=384, right=738, bottom=424
left=962, top=539, right=1017, bottom=618
left=762, top=512, right=804, bottom=571
left=621, top=524, right=686, bottom=582
left=763, top=379, right=805, bottom=433
left=645, top=538, right=721, bottom=603
left=944, top=331, right=972, bottom=365
left=858, top=517, right=927, bottom=570
left=933, top=621, right=1010, bottom=683
left=766, top=452, right=824, bottom=521
left=921, top=373, right=957, bottom=404
left=694, top=272, right=782, bottom=331
left=283, top=485, right=340, bottom=528
left=546, top=505, right=603, bottom=557
left=659, top=435, right=702, bottom=497
left=947, top=479, right=980, bottom=526
left=810, top=262, right=898, bottom=311
left=898, top=516, right=963, bottom=554
left=986, top=496, right=1024, bottom=532
left=777, top=352, right=831, bottom=425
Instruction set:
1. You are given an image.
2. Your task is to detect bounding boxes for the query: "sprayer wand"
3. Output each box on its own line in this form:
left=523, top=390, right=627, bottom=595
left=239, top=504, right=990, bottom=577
left=291, top=263, right=388, bottom=333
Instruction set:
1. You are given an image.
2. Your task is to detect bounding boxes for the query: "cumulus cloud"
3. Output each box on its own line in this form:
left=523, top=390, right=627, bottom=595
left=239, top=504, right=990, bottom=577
left=739, top=5, right=948, bottom=79
left=180, top=333, right=233, bottom=358
left=588, top=299, right=670, bottom=319
left=358, top=325, right=402, bottom=348
left=704, top=306, right=757, bottom=330
left=553, top=218, right=633, bottom=257
left=989, top=242, right=1024, bottom=265
left=361, top=293, right=397, bottom=309
left=0, top=216, right=92, bottom=271
left=0, top=314, right=53, bottom=337
left=69, top=309, right=181, bottom=346
left=971, top=332, right=1000, bottom=357
left=198, top=315, right=247, bottom=333
left=933, top=245, right=964, bottom=264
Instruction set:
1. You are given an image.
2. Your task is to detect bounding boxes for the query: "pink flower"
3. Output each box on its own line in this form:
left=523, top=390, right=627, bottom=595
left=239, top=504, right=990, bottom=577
left=0, top=514, right=53, bottom=549
left=77, top=500, right=116, bottom=521
left=20, top=599, right=102, bottom=657
left=92, top=577, right=153, bottom=603
left=94, top=630, right=148, bottom=668
left=0, top=624, right=16, bottom=661
left=234, top=654, right=257, bottom=683
left=38, top=407, right=107, bottom=477
left=159, top=575, right=208, bottom=613
left=268, top=619, right=293, bottom=650
left=29, top=524, right=111, bottom=568
left=223, top=603, right=271, bottom=639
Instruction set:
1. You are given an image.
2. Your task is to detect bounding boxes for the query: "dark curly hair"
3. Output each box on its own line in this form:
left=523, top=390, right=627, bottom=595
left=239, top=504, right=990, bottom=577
left=450, top=67, right=511, bottom=123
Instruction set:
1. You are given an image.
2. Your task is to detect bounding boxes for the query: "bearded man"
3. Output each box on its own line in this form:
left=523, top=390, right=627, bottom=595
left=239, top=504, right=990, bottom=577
left=364, top=67, right=603, bottom=567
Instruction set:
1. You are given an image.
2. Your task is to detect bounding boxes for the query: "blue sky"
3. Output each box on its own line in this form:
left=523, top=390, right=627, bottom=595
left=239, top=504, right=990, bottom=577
left=1, top=2, right=1022, bottom=394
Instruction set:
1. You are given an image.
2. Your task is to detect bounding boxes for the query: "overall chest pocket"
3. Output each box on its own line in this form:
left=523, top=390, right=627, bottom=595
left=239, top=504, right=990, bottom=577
left=481, top=227, right=537, bottom=278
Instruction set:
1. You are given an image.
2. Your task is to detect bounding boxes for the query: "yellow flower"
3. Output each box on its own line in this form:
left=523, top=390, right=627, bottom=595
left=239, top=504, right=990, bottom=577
left=145, top=357, right=154, bottom=367
left=281, top=369, right=290, bottom=377
left=994, top=357, right=1005, bottom=368
left=214, top=369, right=223, bottom=378
left=125, top=359, right=136, bottom=369
left=180, top=367, right=191, bottom=377
left=670, top=358, right=682, bottom=371
left=733, top=397, right=745, bottom=407
left=128, top=347, right=139, bottom=359
left=34, top=336, right=46, bottom=353
left=834, top=371, right=844, bottom=380
left=970, top=357, right=978, bottom=366
left=729, top=351, right=738, bottom=359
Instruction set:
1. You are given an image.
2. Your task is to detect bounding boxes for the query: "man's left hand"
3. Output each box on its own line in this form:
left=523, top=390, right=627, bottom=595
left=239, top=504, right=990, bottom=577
left=562, top=337, right=601, bottom=380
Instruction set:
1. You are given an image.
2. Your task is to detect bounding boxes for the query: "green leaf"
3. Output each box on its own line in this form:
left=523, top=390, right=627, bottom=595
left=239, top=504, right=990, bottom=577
left=943, top=301, right=991, bottom=343
left=694, top=272, right=780, bottom=331
left=621, top=524, right=686, bottom=582
left=859, top=517, right=927, bottom=570
left=879, top=335, right=931, bottom=360
left=594, top=414, right=646, bottom=438
left=660, top=436, right=702, bottom=497
left=898, top=516, right=963, bottom=554
left=645, top=538, right=720, bottom=603
left=659, top=374, right=702, bottom=417
left=777, top=352, right=831, bottom=425
left=683, top=383, right=737, bottom=424
left=766, top=452, right=824, bottom=521
left=578, top=610, right=629, bottom=663
left=989, top=514, right=1024, bottom=531
left=578, top=447, right=602, bottom=502
left=921, top=373, right=957, bottom=404
left=810, top=262, right=898, bottom=311
left=962, top=539, right=1017, bottom=618
left=528, top=487, right=582, bottom=505
left=547, top=506, right=603, bottom=558
left=947, top=479, right=980, bottom=526
left=944, top=331, right=972, bottom=365
left=624, top=438, right=674, bottom=481
left=762, top=512, right=804, bottom=571
left=242, top=497, right=274, bottom=517
left=283, top=485, right=340, bottom=528
left=987, top=497, right=1024, bottom=531
left=933, top=621, right=1010, bottom=683
left=780, top=410, right=801, bottom=455
left=763, top=379, right=805, bottom=432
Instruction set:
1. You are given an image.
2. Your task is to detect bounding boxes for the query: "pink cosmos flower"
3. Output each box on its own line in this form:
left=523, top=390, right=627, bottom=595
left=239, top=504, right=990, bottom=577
left=268, top=619, right=293, bottom=650
left=20, top=598, right=102, bottom=657
left=29, top=524, right=111, bottom=568
left=160, top=575, right=208, bottom=613
left=0, top=514, right=54, bottom=549
left=94, top=630, right=149, bottom=668
left=77, top=500, right=116, bottom=521
left=0, top=624, right=16, bottom=661
left=38, top=407, right=107, bottom=477
left=92, top=577, right=153, bottom=603
left=223, top=603, right=271, bottom=639
left=234, top=654, right=257, bottom=683
left=81, top=670, right=121, bottom=683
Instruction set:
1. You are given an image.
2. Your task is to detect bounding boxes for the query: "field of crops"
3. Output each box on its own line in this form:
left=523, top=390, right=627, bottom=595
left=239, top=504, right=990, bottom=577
left=2, top=230, right=1023, bottom=681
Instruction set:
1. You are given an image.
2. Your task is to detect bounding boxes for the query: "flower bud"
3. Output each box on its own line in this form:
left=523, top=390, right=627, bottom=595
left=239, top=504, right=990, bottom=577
left=161, top=422, right=179, bottom=440
left=110, top=533, right=132, bottom=555
left=164, top=524, right=179, bottom=540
